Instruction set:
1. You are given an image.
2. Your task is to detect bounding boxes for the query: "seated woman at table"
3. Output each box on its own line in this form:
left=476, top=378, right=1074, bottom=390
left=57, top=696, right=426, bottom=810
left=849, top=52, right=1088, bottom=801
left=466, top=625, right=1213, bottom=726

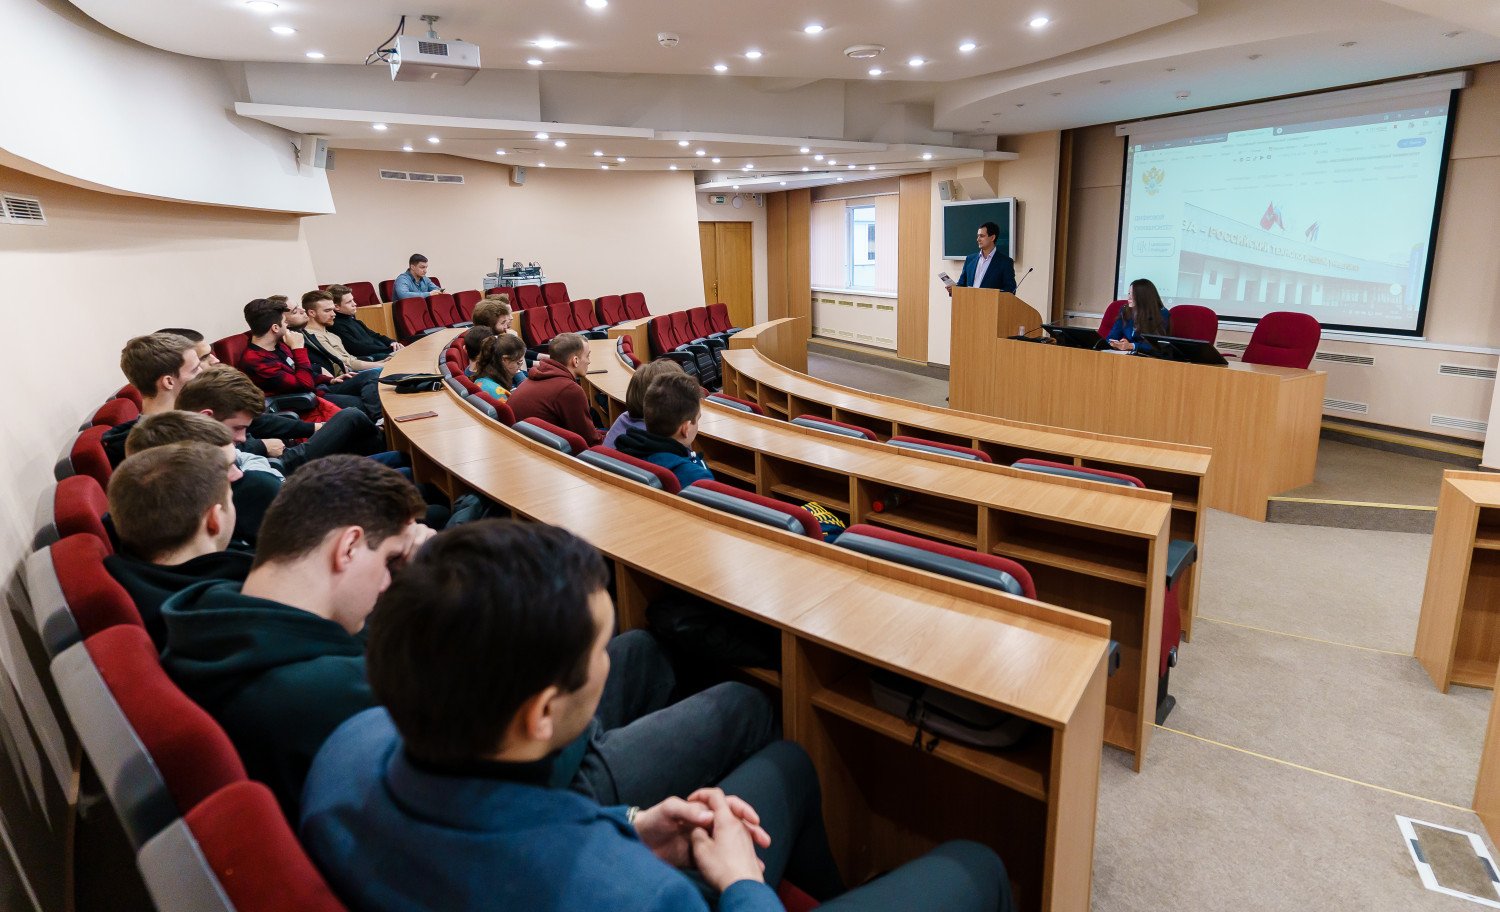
left=1106, top=278, right=1170, bottom=354
left=472, top=333, right=529, bottom=402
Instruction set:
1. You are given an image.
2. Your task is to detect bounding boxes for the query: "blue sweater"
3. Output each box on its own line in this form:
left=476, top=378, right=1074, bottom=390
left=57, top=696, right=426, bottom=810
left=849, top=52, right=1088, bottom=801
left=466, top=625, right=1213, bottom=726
left=1106, top=307, right=1170, bottom=353
left=301, top=709, right=780, bottom=912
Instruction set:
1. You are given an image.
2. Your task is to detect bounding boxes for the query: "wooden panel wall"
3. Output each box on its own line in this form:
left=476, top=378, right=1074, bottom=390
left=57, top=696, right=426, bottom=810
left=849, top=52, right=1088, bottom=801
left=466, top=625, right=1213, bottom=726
left=767, top=191, right=789, bottom=319
left=787, top=188, right=812, bottom=324
left=897, top=172, right=932, bottom=362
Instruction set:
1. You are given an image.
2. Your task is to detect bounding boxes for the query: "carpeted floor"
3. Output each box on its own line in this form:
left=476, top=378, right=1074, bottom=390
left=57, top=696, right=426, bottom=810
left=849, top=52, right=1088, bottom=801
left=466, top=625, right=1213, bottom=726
left=807, top=349, right=1500, bottom=911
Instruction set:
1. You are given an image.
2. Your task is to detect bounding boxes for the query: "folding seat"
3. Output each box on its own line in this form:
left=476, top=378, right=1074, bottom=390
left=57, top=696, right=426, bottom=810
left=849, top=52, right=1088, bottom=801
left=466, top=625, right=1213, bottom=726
left=835, top=524, right=1035, bottom=599
left=569, top=299, right=610, bottom=337
left=113, top=383, right=144, bottom=408
left=579, top=446, right=682, bottom=493
left=622, top=291, right=650, bottom=320
left=616, top=335, right=639, bottom=368
left=394, top=297, right=441, bottom=342
left=669, top=312, right=719, bottom=388
left=515, top=418, right=588, bottom=455
left=1096, top=299, right=1127, bottom=339
left=90, top=397, right=140, bottom=429
left=212, top=332, right=252, bottom=369
left=69, top=425, right=114, bottom=488
left=546, top=301, right=580, bottom=335
left=1009, top=457, right=1194, bottom=722
left=52, top=474, right=112, bottom=550
left=452, top=289, right=482, bottom=322
left=791, top=415, right=877, bottom=440
left=682, top=480, right=822, bottom=538
left=887, top=436, right=991, bottom=462
left=511, top=284, right=545, bottom=311
left=426, top=293, right=471, bottom=328
left=137, top=780, right=348, bottom=912
left=541, top=281, right=570, bottom=307
left=378, top=279, right=396, bottom=303
left=428, top=276, right=443, bottom=289
left=442, top=349, right=464, bottom=378
left=452, top=373, right=481, bottom=396
left=686, top=307, right=729, bottom=362
left=706, top=302, right=740, bottom=337
left=595, top=294, right=627, bottom=325
left=519, top=306, right=560, bottom=356
left=647, top=315, right=674, bottom=358
left=706, top=393, right=763, bottom=415
left=466, top=391, right=516, bottom=426
left=27, top=533, right=140, bottom=659
left=344, top=281, right=380, bottom=309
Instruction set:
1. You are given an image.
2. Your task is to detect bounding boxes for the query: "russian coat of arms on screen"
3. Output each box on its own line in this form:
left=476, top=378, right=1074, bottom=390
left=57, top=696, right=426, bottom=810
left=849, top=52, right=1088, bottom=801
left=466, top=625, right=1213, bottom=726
left=1142, top=167, right=1165, bottom=196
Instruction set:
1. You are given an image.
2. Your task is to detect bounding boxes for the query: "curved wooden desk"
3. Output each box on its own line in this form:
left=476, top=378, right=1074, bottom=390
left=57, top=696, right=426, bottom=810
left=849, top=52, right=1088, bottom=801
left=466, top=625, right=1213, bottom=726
left=381, top=331, right=1111, bottom=912
left=716, top=319, right=1210, bottom=638
left=587, top=339, right=1172, bottom=770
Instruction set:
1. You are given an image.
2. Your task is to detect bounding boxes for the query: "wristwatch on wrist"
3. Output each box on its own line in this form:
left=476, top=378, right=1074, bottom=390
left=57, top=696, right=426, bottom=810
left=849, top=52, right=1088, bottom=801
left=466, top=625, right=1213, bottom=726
left=626, top=806, right=641, bottom=825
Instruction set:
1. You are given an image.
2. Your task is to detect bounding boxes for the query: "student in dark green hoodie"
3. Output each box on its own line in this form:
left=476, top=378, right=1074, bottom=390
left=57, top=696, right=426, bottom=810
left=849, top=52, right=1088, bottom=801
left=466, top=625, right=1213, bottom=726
left=104, top=440, right=254, bottom=650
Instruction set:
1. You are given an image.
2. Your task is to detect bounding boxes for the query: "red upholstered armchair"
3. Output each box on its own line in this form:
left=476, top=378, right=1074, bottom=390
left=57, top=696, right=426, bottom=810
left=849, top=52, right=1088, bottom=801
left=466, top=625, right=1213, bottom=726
left=1097, top=299, right=1127, bottom=338
left=1242, top=311, right=1321, bottom=369
left=1167, top=304, right=1219, bottom=344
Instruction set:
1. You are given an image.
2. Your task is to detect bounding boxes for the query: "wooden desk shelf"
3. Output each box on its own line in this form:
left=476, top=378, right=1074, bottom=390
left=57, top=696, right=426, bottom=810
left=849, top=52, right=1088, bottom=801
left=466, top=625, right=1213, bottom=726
left=762, top=456, right=854, bottom=515
left=1417, top=472, right=1500, bottom=692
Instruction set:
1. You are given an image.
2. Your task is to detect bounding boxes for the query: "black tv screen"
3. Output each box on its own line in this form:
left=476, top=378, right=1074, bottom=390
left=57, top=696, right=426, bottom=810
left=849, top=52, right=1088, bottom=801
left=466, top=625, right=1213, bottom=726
left=943, top=198, right=1016, bottom=260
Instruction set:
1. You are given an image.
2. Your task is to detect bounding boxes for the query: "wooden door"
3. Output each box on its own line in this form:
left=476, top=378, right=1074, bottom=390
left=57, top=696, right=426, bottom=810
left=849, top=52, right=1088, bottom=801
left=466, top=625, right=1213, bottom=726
left=699, top=221, right=755, bottom=327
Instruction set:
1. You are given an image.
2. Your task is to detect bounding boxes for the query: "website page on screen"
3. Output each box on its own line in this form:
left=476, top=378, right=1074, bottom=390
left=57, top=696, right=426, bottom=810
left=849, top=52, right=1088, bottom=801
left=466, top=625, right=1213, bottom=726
left=1118, top=97, right=1451, bottom=334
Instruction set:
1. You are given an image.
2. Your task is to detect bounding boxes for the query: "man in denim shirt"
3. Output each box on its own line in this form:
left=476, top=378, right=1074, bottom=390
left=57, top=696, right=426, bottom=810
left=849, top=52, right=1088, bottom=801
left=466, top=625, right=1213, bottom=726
left=393, top=253, right=443, bottom=300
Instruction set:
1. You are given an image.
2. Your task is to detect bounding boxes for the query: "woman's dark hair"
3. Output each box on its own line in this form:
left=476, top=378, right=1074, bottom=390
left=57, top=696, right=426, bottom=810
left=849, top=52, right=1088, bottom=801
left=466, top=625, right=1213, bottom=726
left=1127, top=279, right=1169, bottom=336
left=472, top=333, right=526, bottom=390
left=366, top=521, right=609, bottom=764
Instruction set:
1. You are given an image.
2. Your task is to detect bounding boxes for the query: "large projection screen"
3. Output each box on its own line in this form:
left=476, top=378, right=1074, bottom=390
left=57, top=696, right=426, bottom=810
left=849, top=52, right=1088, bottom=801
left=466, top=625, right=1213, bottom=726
left=1116, top=75, right=1464, bottom=336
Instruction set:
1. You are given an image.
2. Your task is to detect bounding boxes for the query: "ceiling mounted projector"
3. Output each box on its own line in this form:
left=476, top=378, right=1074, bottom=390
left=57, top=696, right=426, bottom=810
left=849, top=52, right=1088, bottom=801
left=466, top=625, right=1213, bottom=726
left=391, top=34, right=481, bottom=85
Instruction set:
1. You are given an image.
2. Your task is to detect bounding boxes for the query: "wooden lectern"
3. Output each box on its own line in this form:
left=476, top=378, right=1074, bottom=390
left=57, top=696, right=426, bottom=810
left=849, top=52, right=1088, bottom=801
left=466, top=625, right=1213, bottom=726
left=948, top=287, right=1045, bottom=413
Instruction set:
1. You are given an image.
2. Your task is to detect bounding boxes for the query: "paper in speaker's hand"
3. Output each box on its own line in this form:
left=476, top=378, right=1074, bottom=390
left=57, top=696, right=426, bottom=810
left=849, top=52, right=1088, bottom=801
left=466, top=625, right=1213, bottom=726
left=938, top=272, right=954, bottom=288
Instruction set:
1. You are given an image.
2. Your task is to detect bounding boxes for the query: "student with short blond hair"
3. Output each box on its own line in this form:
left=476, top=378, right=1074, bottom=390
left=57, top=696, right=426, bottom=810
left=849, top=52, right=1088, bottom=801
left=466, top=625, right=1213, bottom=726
left=104, top=332, right=205, bottom=466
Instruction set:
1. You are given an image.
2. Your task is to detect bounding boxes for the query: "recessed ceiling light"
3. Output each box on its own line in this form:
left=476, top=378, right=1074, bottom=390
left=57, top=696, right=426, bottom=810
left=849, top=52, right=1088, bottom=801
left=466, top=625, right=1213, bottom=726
left=713, top=63, right=728, bottom=73
left=402, top=144, right=413, bottom=152
left=372, top=123, right=388, bottom=131
left=554, top=140, right=567, bottom=148
left=1338, top=41, right=1357, bottom=48
left=814, top=154, right=824, bottom=161
left=744, top=163, right=754, bottom=169
left=669, top=164, right=679, bottom=170
left=711, top=157, right=721, bottom=163
left=1029, top=16, right=1050, bottom=28
left=245, top=0, right=277, bottom=11
left=496, top=149, right=507, bottom=155
left=586, top=0, right=608, bottom=8
left=601, top=165, right=610, bottom=169
left=1099, top=78, right=1112, bottom=84
left=867, top=165, right=875, bottom=170
left=780, top=181, right=787, bottom=185
left=959, top=40, right=977, bottom=52
left=305, top=51, right=325, bottom=59
left=836, top=177, right=844, bottom=181
left=732, top=185, right=740, bottom=190
left=921, top=152, right=933, bottom=160
left=827, top=159, right=837, bottom=165
left=799, top=146, right=810, bottom=153
left=745, top=49, right=763, bottom=59
left=804, top=24, right=824, bottom=34
left=535, top=132, right=549, bottom=140
left=801, top=166, right=809, bottom=171
left=678, top=140, right=690, bottom=147
left=847, top=164, right=855, bottom=169
left=696, top=149, right=706, bottom=156
left=593, top=150, right=604, bottom=156
left=527, top=58, right=544, bottom=66
left=270, top=25, right=296, bottom=35
left=616, top=157, right=626, bottom=163
left=534, top=38, right=562, bottom=50
left=427, top=136, right=440, bottom=143
left=908, top=57, right=925, bottom=67
left=868, top=67, right=883, bottom=76
left=1164, top=67, right=1176, bottom=72
left=539, top=162, right=547, bottom=168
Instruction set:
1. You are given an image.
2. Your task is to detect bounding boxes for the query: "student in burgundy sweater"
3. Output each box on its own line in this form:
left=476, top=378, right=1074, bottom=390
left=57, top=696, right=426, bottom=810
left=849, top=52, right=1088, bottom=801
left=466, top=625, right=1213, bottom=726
left=506, top=333, right=604, bottom=447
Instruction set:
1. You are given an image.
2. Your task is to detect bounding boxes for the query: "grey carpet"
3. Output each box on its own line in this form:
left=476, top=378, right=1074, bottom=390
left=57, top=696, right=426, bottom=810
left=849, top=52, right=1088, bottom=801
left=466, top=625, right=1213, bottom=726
left=804, top=352, right=951, bottom=409
left=1283, top=439, right=1452, bottom=507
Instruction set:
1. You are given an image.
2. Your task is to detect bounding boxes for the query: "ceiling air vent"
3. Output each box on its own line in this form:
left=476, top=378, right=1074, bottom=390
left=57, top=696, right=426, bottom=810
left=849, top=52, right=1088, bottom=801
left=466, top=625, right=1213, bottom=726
left=379, top=170, right=408, bottom=181
left=1432, top=414, right=1487, bottom=433
left=434, top=174, right=465, bottom=184
left=1323, top=398, right=1369, bottom=414
left=1439, top=363, right=1497, bottom=381
left=1218, top=340, right=1248, bottom=352
left=407, top=172, right=437, bottom=182
left=1314, top=351, right=1374, bottom=366
left=1, top=193, right=46, bottom=225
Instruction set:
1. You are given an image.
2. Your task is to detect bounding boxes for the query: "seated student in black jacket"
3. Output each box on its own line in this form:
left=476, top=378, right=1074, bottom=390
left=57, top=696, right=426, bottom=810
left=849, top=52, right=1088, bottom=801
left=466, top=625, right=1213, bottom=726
left=123, top=411, right=280, bottom=550
left=105, top=441, right=255, bottom=649
left=326, top=283, right=402, bottom=360
left=102, top=332, right=205, bottom=467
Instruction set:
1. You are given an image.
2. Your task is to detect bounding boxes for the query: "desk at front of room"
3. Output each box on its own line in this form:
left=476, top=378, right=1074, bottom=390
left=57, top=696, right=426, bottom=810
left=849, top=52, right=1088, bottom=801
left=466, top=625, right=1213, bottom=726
left=380, top=331, right=1113, bottom=912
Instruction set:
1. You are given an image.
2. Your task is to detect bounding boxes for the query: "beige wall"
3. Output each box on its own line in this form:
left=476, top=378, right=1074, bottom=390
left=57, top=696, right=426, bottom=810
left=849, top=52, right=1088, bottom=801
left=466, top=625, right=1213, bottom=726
left=0, top=163, right=316, bottom=577
left=303, top=150, right=706, bottom=314
left=1061, top=66, right=1500, bottom=441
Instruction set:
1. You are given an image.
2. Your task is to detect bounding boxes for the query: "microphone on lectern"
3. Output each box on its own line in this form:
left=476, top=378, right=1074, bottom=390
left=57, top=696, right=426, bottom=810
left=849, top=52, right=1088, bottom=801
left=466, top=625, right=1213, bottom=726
left=1015, top=266, right=1034, bottom=289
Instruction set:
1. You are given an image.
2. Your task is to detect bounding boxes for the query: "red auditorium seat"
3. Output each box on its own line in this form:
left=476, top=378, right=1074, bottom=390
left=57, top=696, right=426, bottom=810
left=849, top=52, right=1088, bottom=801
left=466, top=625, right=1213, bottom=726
left=1011, top=458, right=1144, bottom=488
left=428, top=276, right=443, bottom=289
left=622, top=291, right=650, bottom=320
left=54, top=474, right=112, bottom=549
left=705, top=393, right=763, bottom=415
left=1242, top=311, right=1321, bottom=369
left=887, top=436, right=992, bottom=462
left=212, top=332, right=252, bottom=369
left=516, top=418, right=588, bottom=456
left=1097, top=300, right=1127, bottom=338
left=790, top=415, right=877, bottom=440
left=137, top=780, right=348, bottom=912
left=86, top=625, right=247, bottom=815
left=426, top=293, right=467, bottom=327
left=579, top=446, right=682, bottom=494
left=616, top=335, right=639, bottom=368
left=511, top=284, right=545, bottom=311
left=569, top=299, right=607, bottom=334
left=541, top=282, right=570, bottom=307
left=596, top=294, right=627, bottom=325
left=452, top=289, right=482, bottom=322
left=344, top=281, right=379, bottom=309
left=91, top=397, right=140, bottom=428
left=113, top=384, right=144, bottom=408
left=69, top=425, right=113, bottom=488
left=683, top=480, right=823, bottom=539
left=686, top=307, right=716, bottom=341
left=706, top=302, right=736, bottom=335
left=378, top=279, right=395, bottom=303
left=520, top=306, right=560, bottom=350
left=547, top=301, right=579, bottom=335
left=50, top=533, right=140, bottom=642
left=1167, top=304, right=1219, bottom=344
left=836, top=524, right=1035, bottom=599
left=469, top=389, right=516, bottom=426
left=394, top=297, right=440, bottom=342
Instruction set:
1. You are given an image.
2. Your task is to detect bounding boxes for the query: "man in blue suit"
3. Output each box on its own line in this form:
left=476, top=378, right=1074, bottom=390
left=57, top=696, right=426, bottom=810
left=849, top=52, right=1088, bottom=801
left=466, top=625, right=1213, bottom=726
left=949, top=221, right=1017, bottom=295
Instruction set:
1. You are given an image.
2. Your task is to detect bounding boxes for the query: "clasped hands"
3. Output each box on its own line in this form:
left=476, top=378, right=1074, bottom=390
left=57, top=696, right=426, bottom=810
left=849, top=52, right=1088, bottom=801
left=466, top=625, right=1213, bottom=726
left=633, top=788, right=771, bottom=892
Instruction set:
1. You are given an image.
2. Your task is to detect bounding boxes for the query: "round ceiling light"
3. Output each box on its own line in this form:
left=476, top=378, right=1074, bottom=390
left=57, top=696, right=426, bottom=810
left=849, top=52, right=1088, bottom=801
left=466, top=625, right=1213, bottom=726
left=245, top=0, right=278, bottom=11
left=535, top=132, right=549, bottom=140
left=908, top=57, right=925, bottom=67
left=586, top=0, right=608, bottom=8
left=270, top=25, right=296, bottom=35
left=678, top=139, right=690, bottom=147
left=427, top=136, right=440, bottom=143
left=959, top=40, right=977, bottom=52
left=372, top=123, right=388, bottom=131
left=713, top=63, right=728, bottom=73
left=844, top=44, right=885, bottom=59
left=868, top=67, right=882, bottom=76
left=527, top=58, right=544, bottom=66
left=1029, top=16, right=1050, bottom=28
left=305, top=51, right=325, bottom=59
left=534, top=37, right=563, bottom=49
left=745, top=49, right=762, bottom=59
left=803, top=24, right=824, bottom=34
